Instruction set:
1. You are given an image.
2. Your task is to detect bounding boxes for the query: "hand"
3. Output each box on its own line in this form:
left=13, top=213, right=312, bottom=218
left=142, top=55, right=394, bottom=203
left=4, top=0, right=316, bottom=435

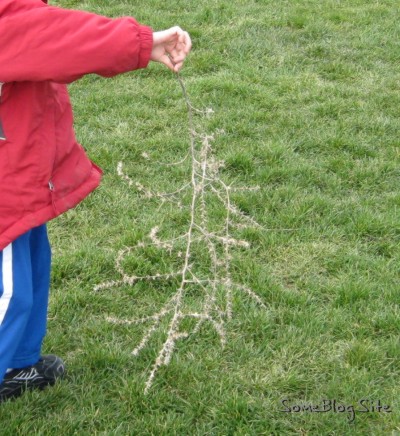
left=151, top=26, right=192, bottom=73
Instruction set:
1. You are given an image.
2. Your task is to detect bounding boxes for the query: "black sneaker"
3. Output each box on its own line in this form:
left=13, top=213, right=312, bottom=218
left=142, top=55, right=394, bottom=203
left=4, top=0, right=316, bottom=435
left=0, top=355, right=65, bottom=402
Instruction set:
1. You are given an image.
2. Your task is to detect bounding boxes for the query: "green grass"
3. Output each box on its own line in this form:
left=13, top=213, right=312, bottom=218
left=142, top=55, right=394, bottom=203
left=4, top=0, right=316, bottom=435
left=1, top=0, right=399, bottom=434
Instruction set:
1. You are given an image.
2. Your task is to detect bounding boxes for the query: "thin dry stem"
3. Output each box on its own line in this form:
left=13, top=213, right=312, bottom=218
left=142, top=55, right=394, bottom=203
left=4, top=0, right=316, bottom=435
left=95, top=73, right=267, bottom=393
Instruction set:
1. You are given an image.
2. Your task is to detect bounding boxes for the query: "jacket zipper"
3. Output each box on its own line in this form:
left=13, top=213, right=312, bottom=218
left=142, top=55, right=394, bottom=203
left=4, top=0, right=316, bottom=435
left=0, top=82, right=6, bottom=140
left=49, top=130, right=58, bottom=214
left=49, top=177, right=58, bottom=214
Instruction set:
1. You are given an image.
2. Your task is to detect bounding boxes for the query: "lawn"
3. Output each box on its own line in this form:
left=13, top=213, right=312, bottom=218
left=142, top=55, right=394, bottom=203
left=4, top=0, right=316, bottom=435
left=1, top=0, right=399, bottom=434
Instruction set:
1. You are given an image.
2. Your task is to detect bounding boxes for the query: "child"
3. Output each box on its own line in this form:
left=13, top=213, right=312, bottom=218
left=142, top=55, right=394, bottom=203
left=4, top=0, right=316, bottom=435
left=0, top=0, right=191, bottom=402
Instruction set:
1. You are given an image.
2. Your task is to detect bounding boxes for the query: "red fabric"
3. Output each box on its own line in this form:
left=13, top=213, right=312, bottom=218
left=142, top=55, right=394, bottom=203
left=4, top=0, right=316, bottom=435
left=0, top=0, right=153, bottom=250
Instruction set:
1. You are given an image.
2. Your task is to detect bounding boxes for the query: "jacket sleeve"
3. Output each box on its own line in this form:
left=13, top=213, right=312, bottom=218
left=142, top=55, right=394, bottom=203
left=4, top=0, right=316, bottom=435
left=0, top=0, right=153, bottom=83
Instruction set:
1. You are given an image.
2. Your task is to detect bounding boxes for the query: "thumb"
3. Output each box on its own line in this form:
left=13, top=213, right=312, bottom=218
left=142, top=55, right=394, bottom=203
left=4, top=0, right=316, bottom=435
left=153, top=26, right=181, bottom=45
left=158, top=53, right=177, bottom=72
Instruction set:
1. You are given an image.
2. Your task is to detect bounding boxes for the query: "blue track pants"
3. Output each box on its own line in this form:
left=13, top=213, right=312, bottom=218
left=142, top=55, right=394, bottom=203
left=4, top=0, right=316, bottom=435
left=0, top=225, right=51, bottom=383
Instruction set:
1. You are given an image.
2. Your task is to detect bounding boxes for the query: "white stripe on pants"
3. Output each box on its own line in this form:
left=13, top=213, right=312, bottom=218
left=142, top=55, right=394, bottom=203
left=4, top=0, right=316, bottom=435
left=0, top=244, right=13, bottom=326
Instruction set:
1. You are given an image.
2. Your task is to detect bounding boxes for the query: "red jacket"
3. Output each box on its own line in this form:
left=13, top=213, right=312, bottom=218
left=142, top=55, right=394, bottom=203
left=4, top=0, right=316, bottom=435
left=0, top=0, right=153, bottom=250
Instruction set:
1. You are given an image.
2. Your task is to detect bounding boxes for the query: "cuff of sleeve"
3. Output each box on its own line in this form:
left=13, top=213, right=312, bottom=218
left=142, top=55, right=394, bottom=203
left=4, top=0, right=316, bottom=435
left=137, top=25, right=153, bottom=69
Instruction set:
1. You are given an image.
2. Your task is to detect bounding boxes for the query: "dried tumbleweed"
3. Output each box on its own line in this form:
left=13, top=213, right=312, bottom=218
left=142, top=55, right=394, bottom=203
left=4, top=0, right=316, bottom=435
left=95, top=74, right=266, bottom=393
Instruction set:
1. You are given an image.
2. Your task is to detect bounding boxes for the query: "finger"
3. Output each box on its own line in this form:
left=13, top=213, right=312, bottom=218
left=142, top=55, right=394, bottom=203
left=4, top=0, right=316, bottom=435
left=173, top=60, right=184, bottom=73
left=168, top=50, right=186, bottom=64
left=160, top=53, right=176, bottom=72
left=170, top=32, right=191, bottom=62
left=167, top=26, right=183, bottom=42
left=181, top=31, right=192, bottom=54
left=153, top=26, right=181, bottom=45
left=175, top=32, right=190, bottom=53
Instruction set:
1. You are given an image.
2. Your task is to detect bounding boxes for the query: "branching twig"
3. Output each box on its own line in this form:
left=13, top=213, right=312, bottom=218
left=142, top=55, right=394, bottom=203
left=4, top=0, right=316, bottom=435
left=95, top=73, right=267, bottom=393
